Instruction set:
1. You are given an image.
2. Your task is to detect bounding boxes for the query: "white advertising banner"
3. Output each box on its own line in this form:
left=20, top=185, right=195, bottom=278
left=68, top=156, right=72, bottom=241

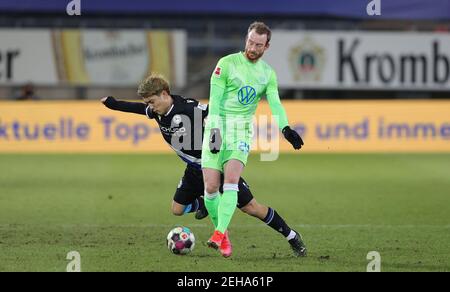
left=81, top=30, right=151, bottom=86
left=0, top=30, right=58, bottom=85
left=0, top=29, right=186, bottom=87
left=264, top=30, right=450, bottom=90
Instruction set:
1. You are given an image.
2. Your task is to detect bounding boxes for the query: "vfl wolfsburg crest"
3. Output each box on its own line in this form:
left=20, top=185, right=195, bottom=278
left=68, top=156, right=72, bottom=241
left=289, top=37, right=326, bottom=82
left=238, top=86, right=257, bottom=106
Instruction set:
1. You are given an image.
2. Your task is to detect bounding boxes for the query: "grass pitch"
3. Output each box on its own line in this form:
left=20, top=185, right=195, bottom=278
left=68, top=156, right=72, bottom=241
left=0, top=153, right=449, bottom=272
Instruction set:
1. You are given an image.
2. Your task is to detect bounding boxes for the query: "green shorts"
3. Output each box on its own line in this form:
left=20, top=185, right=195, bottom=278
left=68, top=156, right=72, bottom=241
left=201, top=124, right=253, bottom=172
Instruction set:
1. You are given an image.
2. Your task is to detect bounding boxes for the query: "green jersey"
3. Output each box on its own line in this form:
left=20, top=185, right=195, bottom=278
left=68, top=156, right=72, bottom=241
left=201, top=52, right=291, bottom=171
left=206, top=52, right=289, bottom=129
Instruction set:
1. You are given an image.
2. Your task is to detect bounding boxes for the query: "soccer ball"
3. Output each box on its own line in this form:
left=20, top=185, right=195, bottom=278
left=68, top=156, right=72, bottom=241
left=166, top=226, right=195, bottom=255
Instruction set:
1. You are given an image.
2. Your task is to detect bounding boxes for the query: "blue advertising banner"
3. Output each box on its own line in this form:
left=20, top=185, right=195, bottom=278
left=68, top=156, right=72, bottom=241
left=0, top=0, right=449, bottom=20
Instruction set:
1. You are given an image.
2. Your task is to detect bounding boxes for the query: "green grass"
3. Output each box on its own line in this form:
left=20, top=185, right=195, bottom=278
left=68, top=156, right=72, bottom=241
left=0, top=153, right=449, bottom=272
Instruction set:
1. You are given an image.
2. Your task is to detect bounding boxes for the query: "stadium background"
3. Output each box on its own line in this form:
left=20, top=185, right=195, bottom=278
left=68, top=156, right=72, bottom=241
left=0, top=0, right=449, bottom=272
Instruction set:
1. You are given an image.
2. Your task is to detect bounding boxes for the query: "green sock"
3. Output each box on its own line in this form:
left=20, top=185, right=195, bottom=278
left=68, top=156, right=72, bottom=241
left=217, top=189, right=238, bottom=233
left=204, top=191, right=221, bottom=228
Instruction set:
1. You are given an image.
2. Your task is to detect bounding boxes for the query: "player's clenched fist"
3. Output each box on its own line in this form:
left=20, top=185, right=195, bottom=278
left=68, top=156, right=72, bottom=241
left=101, top=96, right=116, bottom=107
left=282, top=126, right=304, bottom=150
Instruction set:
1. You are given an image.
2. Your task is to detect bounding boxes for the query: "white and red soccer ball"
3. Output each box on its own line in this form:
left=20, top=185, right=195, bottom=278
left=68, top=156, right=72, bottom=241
left=166, top=226, right=195, bottom=255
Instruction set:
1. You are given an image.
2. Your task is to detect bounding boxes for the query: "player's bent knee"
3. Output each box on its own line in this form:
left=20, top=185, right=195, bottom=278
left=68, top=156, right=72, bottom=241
left=224, top=177, right=240, bottom=185
left=204, top=181, right=220, bottom=194
left=203, top=169, right=221, bottom=194
left=172, top=208, right=184, bottom=216
left=171, top=202, right=185, bottom=216
left=206, top=186, right=220, bottom=194
left=224, top=172, right=241, bottom=185
left=240, top=200, right=258, bottom=216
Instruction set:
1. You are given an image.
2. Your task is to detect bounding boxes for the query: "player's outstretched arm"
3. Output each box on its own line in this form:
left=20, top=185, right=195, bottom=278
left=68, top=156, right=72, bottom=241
left=101, top=96, right=147, bottom=115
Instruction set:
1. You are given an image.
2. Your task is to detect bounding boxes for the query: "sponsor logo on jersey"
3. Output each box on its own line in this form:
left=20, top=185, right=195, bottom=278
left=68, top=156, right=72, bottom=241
left=238, top=86, right=257, bottom=105
left=172, top=115, right=182, bottom=125
left=160, top=125, right=186, bottom=137
left=214, top=67, right=222, bottom=77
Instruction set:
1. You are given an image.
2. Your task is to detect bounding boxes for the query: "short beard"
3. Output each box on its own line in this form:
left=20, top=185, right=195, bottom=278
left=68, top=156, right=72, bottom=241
left=245, top=50, right=263, bottom=62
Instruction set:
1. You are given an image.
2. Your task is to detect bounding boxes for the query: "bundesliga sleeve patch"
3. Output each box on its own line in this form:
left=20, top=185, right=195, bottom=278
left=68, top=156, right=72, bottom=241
left=213, top=66, right=222, bottom=78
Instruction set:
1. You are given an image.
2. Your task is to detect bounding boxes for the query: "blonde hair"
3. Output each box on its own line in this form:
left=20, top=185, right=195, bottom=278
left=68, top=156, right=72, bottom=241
left=137, top=73, right=170, bottom=97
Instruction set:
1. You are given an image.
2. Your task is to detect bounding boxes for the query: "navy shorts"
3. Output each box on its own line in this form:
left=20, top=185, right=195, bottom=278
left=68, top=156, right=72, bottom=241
left=173, top=165, right=254, bottom=208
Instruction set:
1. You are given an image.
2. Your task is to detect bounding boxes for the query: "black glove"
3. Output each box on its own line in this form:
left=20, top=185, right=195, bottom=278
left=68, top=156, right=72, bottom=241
left=101, top=96, right=117, bottom=109
left=282, top=126, right=304, bottom=150
left=209, top=128, right=222, bottom=154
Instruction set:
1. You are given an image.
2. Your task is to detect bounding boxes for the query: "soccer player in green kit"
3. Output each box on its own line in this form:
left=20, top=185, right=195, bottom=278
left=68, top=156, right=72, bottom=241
left=202, top=22, right=306, bottom=258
